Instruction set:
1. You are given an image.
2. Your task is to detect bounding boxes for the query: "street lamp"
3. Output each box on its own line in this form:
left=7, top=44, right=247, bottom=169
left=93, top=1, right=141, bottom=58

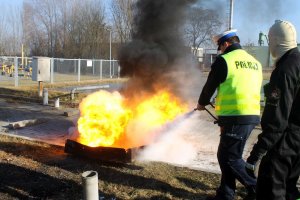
left=109, top=28, right=112, bottom=78
left=229, top=0, right=234, bottom=30
left=105, top=27, right=112, bottom=78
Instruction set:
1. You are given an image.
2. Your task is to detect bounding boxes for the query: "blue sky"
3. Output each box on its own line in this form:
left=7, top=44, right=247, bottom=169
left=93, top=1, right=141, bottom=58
left=2, top=0, right=300, bottom=45
left=233, top=0, right=300, bottom=45
left=199, top=0, right=300, bottom=45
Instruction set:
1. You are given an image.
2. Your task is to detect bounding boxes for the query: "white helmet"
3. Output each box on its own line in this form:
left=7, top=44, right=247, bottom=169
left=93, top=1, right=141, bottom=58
left=212, top=29, right=238, bottom=45
left=268, top=20, right=297, bottom=61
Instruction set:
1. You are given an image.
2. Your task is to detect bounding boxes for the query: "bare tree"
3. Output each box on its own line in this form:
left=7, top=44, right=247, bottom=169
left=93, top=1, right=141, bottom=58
left=7, top=6, right=23, bottom=55
left=0, top=8, right=8, bottom=55
left=23, top=0, right=109, bottom=58
left=185, top=6, right=222, bottom=53
left=23, top=0, right=59, bottom=56
left=78, top=0, right=107, bottom=58
left=0, top=4, right=23, bottom=56
left=62, top=0, right=108, bottom=58
left=110, top=0, right=135, bottom=44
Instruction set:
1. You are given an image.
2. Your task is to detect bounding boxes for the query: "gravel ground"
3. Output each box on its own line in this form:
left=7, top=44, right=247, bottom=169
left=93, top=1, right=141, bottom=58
left=0, top=95, right=298, bottom=199
left=0, top=97, right=260, bottom=173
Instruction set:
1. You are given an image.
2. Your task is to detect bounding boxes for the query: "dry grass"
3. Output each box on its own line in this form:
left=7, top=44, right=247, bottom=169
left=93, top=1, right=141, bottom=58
left=0, top=134, right=249, bottom=200
left=0, top=78, right=128, bottom=108
left=0, top=76, right=263, bottom=199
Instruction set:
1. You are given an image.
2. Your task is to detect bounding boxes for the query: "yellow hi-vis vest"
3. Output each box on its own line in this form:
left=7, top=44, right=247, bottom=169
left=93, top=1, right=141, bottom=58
left=215, top=49, right=262, bottom=116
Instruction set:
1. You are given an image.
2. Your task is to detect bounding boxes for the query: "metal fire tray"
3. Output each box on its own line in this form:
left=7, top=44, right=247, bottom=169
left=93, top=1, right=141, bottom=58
left=64, top=139, right=139, bottom=163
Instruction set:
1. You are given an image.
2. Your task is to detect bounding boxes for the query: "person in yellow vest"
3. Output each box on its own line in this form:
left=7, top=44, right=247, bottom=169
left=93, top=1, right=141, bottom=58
left=195, top=29, right=263, bottom=200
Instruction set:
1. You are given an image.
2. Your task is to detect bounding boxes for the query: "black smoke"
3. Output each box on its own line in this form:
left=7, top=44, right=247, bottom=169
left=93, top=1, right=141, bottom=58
left=118, top=0, right=196, bottom=96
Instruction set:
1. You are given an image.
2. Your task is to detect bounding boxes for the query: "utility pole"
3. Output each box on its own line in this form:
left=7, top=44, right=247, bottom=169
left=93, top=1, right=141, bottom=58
left=21, top=44, right=24, bottom=67
left=109, top=29, right=112, bottom=78
left=229, top=0, right=234, bottom=30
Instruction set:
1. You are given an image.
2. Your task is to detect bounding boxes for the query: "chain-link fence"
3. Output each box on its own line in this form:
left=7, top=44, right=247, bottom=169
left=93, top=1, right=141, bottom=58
left=0, top=56, right=120, bottom=87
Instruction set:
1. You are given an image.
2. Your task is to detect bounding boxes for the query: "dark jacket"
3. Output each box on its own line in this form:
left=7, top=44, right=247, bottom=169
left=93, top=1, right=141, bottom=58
left=198, top=43, right=260, bottom=125
left=248, top=47, right=300, bottom=161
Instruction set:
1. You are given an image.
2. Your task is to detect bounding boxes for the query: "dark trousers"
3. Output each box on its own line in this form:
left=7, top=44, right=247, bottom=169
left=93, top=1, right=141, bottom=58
left=256, top=130, right=300, bottom=200
left=215, top=124, right=257, bottom=200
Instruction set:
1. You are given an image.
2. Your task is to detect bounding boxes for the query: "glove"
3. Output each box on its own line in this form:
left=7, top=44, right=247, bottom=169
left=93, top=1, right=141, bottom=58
left=246, top=152, right=264, bottom=178
left=195, top=103, right=205, bottom=111
left=246, top=142, right=267, bottom=179
left=245, top=162, right=256, bottom=178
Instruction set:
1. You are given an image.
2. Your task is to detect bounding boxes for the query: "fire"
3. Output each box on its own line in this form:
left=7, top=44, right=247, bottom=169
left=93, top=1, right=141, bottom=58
left=136, top=91, right=186, bottom=126
left=77, top=91, right=132, bottom=147
left=76, top=89, right=187, bottom=148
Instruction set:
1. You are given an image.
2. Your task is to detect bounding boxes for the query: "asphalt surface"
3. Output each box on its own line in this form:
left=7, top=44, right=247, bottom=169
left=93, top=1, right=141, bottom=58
left=0, top=98, right=78, bottom=146
left=0, top=97, right=261, bottom=174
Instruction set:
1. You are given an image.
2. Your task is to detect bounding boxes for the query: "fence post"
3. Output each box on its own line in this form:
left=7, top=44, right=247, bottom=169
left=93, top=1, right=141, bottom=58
left=110, top=59, right=112, bottom=78
left=78, top=58, right=81, bottom=82
left=50, top=58, right=54, bottom=84
left=43, top=88, right=48, bottom=105
left=54, top=98, right=60, bottom=108
left=82, top=171, right=99, bottom=200
left=100, top=60, right=102, bottom=79
left=112, top=60, right=115, bottom=77
left=74, top=59, right=77, bottom=73
left=38, top=81, right=43, bottom=97
left=92, top=59, right=95, bottom=75
left=14, top=57, right=18, bottom=87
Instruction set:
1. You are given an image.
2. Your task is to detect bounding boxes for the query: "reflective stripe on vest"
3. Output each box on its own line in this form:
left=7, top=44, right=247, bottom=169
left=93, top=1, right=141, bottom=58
left=216, top=49, right=262, bottom=116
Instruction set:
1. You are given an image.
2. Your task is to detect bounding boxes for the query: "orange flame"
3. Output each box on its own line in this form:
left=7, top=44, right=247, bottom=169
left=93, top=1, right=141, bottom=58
left=76, top=89, right=187, bottom=148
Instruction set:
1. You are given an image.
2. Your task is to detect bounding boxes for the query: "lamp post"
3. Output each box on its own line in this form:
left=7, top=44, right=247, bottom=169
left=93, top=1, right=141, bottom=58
left=229, top=0, right=234, bottom=30
left=109, top=28, right=112, bottom=78
left=104, top=27, right=113, bottom=78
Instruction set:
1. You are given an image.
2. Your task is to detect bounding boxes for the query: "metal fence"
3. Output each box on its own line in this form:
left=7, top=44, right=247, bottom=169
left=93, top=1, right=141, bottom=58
left=0, top=56, right=120, bottom=87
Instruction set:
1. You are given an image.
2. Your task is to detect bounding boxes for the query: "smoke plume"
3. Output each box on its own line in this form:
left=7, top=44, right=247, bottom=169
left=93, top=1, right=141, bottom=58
left=119, top=0, right=197, bottom=97
left=136, top=111, right=220, bottom=172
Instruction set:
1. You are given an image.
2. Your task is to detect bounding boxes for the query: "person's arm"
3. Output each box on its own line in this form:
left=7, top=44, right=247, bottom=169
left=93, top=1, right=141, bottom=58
left=197, top=56, right=227, bottom=108
left=247, top=67, right=297, bottom=163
